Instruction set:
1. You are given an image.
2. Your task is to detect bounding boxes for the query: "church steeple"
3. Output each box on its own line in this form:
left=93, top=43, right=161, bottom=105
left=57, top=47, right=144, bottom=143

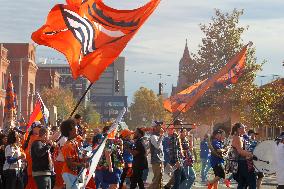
left=176, top=39, right=192, bottom=93
left=182, top=38, right=190, bottom=60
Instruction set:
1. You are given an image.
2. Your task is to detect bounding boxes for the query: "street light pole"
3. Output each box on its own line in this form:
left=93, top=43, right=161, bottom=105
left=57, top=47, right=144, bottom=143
left=18, top=58, right=23, bottom=119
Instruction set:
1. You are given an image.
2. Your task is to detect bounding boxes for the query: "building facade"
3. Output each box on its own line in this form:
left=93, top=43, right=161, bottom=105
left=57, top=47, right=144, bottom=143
left=0, top=44, right=10, bottom=128
left=36, top=69, right=60, bottom=92
left=37, top=57, right=127, bottom=122
left=2, top=43, right=38, bottom=123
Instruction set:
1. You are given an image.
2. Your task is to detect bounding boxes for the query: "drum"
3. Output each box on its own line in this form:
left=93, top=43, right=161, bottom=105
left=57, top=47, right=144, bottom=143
left=253, top=140, right=276, bottom=174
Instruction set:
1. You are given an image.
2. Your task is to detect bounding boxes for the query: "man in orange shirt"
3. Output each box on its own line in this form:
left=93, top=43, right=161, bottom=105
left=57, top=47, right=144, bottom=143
left=60, top=119, right=88, bottom=189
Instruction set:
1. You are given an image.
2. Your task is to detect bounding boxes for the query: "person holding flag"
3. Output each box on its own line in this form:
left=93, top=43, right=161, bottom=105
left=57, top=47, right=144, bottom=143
left=60, top=119, right=88, bottom=189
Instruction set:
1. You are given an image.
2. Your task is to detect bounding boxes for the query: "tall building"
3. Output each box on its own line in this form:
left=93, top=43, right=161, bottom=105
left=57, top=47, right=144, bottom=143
left=172, top=39, right=193, bottom=95
left=2, top=43, right=38, bottom=122
left=177, top=39, right=193, bottom=92
left=90, top=57, right=127, bottom=122
left=37, top=57, right=127, bottom=122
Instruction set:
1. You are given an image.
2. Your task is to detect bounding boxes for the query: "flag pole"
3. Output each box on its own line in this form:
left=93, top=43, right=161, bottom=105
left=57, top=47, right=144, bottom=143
left=69, top=82, right=93, bottom=118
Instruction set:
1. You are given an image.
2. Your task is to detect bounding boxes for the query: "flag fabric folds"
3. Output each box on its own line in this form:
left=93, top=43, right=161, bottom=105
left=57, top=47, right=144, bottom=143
left=81, top=107, right=126, bottom=187
left=164, top=45, right=248, bottom=113
left=3, top=73, right=17, bottom=132
left=27, top=93, right=49, bottom=129
left=32, top=0, right=160, bottom=83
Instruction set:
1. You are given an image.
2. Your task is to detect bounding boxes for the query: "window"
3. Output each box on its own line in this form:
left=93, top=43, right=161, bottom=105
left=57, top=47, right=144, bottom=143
left=29, top=83, right=34, bottom=95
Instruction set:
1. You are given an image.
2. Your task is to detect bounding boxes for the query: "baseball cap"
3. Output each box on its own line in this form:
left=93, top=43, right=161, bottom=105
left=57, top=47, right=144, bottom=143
left=28, top=121, right=42, bottom=132
left=247, top=129, right=258, bottom=136
left=120, top=129, right=134, bottom=138
left=152, top=121, right=163, bottom=127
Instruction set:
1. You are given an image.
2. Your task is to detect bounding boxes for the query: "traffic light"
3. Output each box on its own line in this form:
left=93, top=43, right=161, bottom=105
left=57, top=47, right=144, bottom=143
left=115, top=79, right=119, bottom=92
left=158, top=82, right=163, bottom=95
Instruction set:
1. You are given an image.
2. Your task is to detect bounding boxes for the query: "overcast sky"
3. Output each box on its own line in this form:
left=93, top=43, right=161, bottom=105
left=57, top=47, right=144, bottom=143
left=0, top=0, right=283, bottom=101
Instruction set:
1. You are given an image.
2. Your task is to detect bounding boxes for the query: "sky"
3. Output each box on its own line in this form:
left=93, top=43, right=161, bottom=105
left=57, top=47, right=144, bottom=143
left=0, top=0, right=283, bottom=102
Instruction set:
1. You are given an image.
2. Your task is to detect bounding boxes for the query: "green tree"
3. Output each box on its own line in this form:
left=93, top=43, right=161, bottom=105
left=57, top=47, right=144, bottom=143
left=181, top=9, right=262, bottom=126
left=247, top=81, right=284, bottom=128
left=40, top=87, right=76, bottom=119
left=78, top=105, right=101, bottom=127
left=127, top=87, right=171, bottom=129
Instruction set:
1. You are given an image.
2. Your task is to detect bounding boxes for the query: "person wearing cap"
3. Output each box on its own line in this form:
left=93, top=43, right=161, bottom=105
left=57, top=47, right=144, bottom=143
left=275, top=132, right=284, bottom=189
left=119, top=129, right=135, bottom=189
left=23, top=121, right=43, bottom=189
left=247, top=129, right=263, bottom=189
left=230, top=123, right=255, bottom=189
left=148, top=121, right=164, bottom=189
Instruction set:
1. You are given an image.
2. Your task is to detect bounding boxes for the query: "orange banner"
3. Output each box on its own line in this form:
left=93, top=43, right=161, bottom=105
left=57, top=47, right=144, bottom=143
left=32, top=0, right=160, bottom=83
left=164, top=45, right=248, bottom=113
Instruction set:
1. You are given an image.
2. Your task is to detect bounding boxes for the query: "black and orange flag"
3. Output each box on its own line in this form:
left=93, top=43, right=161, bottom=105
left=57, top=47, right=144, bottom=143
left=164, top=44, right=249, bottom=113
left=32, top=0, right=160, bottom=82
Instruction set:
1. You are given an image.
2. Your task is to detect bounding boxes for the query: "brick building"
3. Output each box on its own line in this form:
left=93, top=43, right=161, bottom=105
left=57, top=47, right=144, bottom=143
left=36, top=69, right=60, bottom=92
left=2, top=43, right=38, bottom=122
left=0, top=44, right=10, bottom=128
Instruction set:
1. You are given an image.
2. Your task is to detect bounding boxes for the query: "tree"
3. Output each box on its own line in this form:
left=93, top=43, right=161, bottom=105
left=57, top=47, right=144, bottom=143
left=40, top=87, right=76, bottom=119
left=127, top=87, right=171, bottom=129
left=181, top=9, right=263, bottom=126
left=78, top=105, right=101, bottom=128
left=247, top=80, right=284, bottom=128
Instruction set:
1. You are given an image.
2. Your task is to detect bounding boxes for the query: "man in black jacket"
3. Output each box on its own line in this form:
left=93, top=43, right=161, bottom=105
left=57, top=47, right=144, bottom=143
left=129, top=128, right=148, bottom=189
left=31, top=128, right=55, bottom=189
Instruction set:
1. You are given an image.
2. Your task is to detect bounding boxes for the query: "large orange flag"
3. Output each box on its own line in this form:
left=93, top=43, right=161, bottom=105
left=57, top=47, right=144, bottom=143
left=32, top=0, right=160, bottom=82
left=164, top=44, right=248, bottom=113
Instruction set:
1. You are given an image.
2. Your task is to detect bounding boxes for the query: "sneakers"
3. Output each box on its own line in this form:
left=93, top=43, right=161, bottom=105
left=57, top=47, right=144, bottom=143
left=224, top=179, right=231, bottom=188
left=207, top=182, right=213, bottom=189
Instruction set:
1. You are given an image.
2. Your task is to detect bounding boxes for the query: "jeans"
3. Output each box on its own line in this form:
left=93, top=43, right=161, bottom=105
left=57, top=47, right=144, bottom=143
left=201, top=158, right=211, bottom=182
left=94, top=170, right=109, bottom=189
left=62, top=173, right=80, bottom=189
left=173, top=167, right=186, bottom=189
left=3, top=169, right=24, bottom=189
left=237, top=160, right=256, bottom=189
left=34, top=175, right=52, bottom=189
left=142, top=168, right=149, bottom=182
left=180, top=166, right=196, bottom=188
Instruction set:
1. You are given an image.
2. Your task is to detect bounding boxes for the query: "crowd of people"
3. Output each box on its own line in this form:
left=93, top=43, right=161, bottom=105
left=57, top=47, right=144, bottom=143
left=0, top=115, right=283, bottom=189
